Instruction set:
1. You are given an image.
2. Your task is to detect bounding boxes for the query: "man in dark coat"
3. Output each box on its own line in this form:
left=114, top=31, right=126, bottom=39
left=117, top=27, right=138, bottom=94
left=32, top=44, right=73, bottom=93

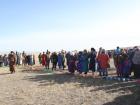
left=51, top=52, right=58, bottom=70
left=8, top=51, right=16, bottom=73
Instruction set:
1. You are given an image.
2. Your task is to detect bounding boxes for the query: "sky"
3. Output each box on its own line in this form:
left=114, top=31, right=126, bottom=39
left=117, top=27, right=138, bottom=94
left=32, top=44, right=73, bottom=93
left=0, top=0, right=140, bottom=52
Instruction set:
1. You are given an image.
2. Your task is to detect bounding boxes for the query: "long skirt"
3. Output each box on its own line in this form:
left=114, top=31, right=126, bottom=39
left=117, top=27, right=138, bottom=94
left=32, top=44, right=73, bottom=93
left=77, top=62, right=82, bottom=74
left=81, top=61, right=89, bottom=73
left=117, top=64, right=123, bottom=77
left=9, top=63, right=15, bottom=73
left=89, top=62, right=96, bottom=72
left=68, top=61, right=76, bottom=73
left=42, top=60, right=46, bottom=66
left=58, top=60, right=62, bottom=68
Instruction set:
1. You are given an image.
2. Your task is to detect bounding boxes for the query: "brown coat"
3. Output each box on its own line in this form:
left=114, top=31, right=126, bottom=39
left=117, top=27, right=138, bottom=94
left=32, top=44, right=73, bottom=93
left=8, top=54, right=16, bottom=66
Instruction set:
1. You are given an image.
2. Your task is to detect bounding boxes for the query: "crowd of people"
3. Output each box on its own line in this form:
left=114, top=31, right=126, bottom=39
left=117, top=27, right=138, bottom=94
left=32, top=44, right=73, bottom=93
left=38, top=50, right=65, bottom=70
left=0, top=51, right=35, bottom=73
left=0, top=46, right=140, bottom=79
left=38, top=48, right=110, bottom=78
left=38, top=47, right=140, bottom=79
left=113, top=46, right=140, bottom=79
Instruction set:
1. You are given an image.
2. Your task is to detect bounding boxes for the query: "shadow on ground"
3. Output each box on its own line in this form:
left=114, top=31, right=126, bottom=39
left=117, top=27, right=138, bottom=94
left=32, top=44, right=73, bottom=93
left=23, top=71, right=118, bottom=87
left=103, top=85, right=140, bottom=105
left=23, top=69, right=140, bottom=105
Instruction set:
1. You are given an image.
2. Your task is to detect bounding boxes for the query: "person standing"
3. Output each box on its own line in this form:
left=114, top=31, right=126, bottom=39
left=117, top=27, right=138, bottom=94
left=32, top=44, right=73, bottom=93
left=3, top=54, right=8, bottom=66
left=132, top=48, right=140, bottom=78
left=16, top=52, right=21, bottom=65
left=58, top=52, right=63, bottom=69
left=38, top=53, right=42, bottom=65
left=89, top=48, right=97, bottom=78
left=128, top=47, right=138, bottom=75
left=0, top=55, right=3, bottom=67
left=81, top=50, right=89, bottom=77
left=19, top=53, right=22, bottom=65
left=68, top=53, right=76, bottom=74
left=41, top=52, right=47, bottom=67
left=51, top=52, right=58, bottom=70
left=66, top=52, right=71, bottom=67
left=77, top=51, right=83, bottom=75
left=46, top=52, right=50, bottom=69
left=113, top=47, right=122, bottom=77
left=8, top=51, right=16, bottom=74
left=97, top=49, right=110, bottom=77
left=97, top=47, right=103, bottom=76
left=33, top=54, right=35, bottom=65
left=22, top=51, right=27, bottom=66
left=61, top=52, right=66, bottom=70
left=122, top=53, right=131, bottom=78
left=116, top=51, right=124, bottom=77
left=28, top=54, right=33, bottom=66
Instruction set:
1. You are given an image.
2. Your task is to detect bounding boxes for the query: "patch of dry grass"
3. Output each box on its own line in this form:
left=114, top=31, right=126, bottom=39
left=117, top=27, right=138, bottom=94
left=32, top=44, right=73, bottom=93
left=0, top=66, right=139, bottom=105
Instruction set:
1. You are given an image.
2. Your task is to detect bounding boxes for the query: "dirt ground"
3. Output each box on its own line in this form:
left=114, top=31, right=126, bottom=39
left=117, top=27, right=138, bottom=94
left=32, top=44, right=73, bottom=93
left=0, top=66, right=140, bottom=105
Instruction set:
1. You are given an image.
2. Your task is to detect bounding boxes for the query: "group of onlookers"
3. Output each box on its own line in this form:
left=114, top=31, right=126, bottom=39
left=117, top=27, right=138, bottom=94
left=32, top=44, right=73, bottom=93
left=1, top=46, right=140, bottom=78
left=21, top=51, right=36, bottom=66
left=38, top=46, right=140, bottom=79
left=65, top=48, right=110, bottom=77
left=0, top=54, right=9, bottom=67
left=0, top=51, right=36, bottom=73
left=38, top=50, right=65, bottom=70
left=0, top=51, right=35, bottom=67
left=113, top=46, right=140, bottom=79
left=38, top=48, right=110, bottom=77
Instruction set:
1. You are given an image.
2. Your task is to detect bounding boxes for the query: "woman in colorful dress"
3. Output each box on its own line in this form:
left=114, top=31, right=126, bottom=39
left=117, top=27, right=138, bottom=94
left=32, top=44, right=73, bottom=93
left=113, top=47, right=123, bottom=77
left=41, top=52, right=47, bottom=67
left=68, top=53, right=76, bottom=74
left=97, top=49, right=109, bottom=77
left=77, top=51, right=83, bottom=75
left=81, top=50, right=89, bottom=77
left=122, top=53, right=131, bottom=78
left=97, top=47, right=103, bottom=76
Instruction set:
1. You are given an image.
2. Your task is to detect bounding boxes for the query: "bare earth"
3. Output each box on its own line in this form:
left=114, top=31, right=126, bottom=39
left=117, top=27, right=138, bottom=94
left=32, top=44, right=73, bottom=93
left=0, top=66, right=140, bottom=105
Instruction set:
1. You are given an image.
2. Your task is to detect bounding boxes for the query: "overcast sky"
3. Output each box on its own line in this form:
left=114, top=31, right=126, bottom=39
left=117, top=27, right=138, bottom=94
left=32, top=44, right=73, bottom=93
left=0, top=0, right=140, bottom=52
